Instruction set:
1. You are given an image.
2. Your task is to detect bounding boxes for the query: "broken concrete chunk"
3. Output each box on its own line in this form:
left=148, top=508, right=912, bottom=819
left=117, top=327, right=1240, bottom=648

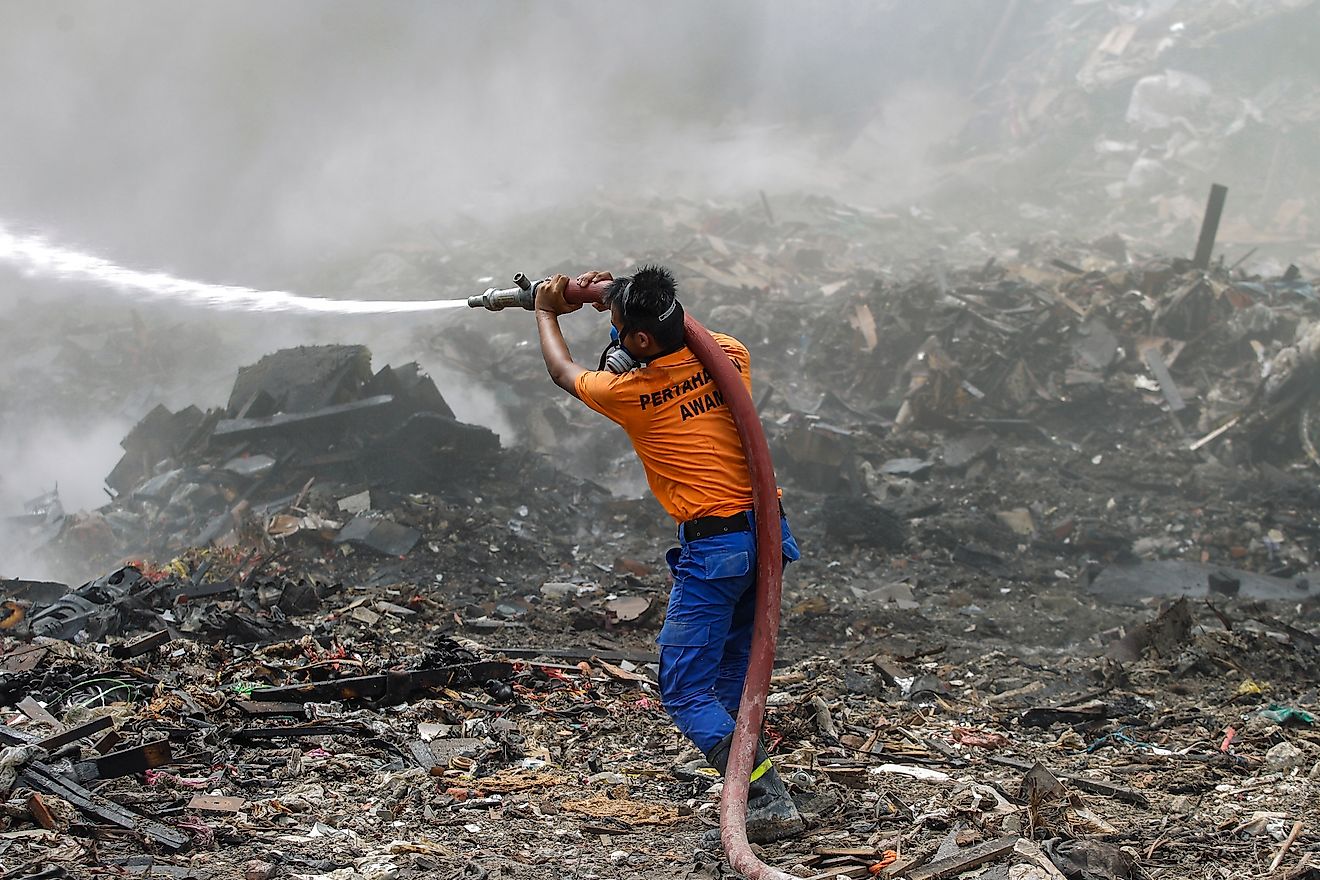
left=605, top=595, right=651, bottom=623
left=337, top=490, right=372, bottom=514
left=940, top=433, right=996, bottom=469
left=1105, top=597, right=1193, bottom=663
left=1264, top=741, right=1304, bottom=771
left=540, top=582, right=595, bottom=601
left=880, top=457, right=934, bottom=478
left=850, top=581, right=918, bottom=610
left=226, top=344, right=373, bottom=417
left=374, top=600, right=416, bottom=617
left=334, top=516, right=420, bottom=557
left=417, top=722, right=447, bottom=742
left=222, top=454, right=276, bottom=478
left=131, top=468, right=183, bottom=501
left=1072, top=317, right=1120, bottom=372
left=362, top=361, right=456, bottom=420
left=1042, top=838, right=1137, bottom=880
left=351, top=605, right=382, bottom=626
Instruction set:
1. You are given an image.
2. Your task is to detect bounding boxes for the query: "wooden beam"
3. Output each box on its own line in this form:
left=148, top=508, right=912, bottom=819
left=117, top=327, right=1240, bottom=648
left=35, top=715, right=114, bottom=752
left=75, top=739, right=173, bottom=782
left=111, top=629, right=173, bottom=659
left=19, top=763, right=189, bottom=851
left=906, top=836, right=1019, bottom=880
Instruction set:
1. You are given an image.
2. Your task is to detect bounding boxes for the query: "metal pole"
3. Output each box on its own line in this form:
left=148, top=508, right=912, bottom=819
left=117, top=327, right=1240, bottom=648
left=1192, top=183, right=1228, bottom=270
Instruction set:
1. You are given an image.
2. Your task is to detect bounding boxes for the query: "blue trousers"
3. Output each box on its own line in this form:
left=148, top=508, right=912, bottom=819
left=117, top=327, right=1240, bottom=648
left=657, top=513, right=800, bottom=755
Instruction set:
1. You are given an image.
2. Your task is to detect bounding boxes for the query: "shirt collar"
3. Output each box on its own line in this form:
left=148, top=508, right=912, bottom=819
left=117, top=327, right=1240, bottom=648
left=647, top=345, right=692, bottom=369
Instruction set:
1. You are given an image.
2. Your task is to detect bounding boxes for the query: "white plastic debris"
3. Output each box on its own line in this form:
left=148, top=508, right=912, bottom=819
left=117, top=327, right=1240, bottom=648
left=868, top=764, right=952, bottom=783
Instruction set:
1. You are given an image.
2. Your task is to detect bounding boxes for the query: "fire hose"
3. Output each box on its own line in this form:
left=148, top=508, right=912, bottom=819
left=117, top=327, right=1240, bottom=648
left=470, top=276, right=793, bottom=880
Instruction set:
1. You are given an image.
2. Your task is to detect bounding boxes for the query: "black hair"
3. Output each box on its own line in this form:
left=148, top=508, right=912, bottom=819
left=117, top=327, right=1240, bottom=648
left=603, top=264, right=685, bottom=350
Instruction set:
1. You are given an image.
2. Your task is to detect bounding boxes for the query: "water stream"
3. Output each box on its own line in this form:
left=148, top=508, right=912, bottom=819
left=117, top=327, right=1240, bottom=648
left=0, top=221, right=469, bottom=315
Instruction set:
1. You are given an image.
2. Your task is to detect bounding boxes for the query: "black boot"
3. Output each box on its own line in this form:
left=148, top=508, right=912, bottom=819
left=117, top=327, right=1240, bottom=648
left=700, top=734, right=805, bottom=848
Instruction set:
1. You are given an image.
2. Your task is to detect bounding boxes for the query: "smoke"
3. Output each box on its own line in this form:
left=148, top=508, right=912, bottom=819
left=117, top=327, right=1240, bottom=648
left=0, top=1, right=1010, bottom=549
left=0, top=2, right=965, bottom=278
left=0, top=415, right=132, bottom=582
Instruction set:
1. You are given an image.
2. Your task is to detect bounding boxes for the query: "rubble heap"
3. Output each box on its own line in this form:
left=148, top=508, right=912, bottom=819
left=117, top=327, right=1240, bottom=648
left=930, top=0, right=1320, bottom=261
left=23, top=345, right=512, bottom=574
left=0, top=189, right=1317, bottom=879
left=0, top=591, right=1314, bottom=880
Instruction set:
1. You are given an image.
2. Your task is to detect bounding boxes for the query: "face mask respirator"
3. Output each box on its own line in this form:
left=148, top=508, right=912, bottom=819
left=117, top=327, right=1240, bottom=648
left=599, top=325, right=642, bottom=374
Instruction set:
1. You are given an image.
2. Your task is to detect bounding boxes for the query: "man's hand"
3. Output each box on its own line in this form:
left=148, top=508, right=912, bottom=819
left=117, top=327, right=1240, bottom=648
left=535, top=274, right=587, bottom=395
left=577, top=270, right=614, bottom=311
left=576, top=270, right=613, bottom=287
left=535, top=274, right=582, bottom=316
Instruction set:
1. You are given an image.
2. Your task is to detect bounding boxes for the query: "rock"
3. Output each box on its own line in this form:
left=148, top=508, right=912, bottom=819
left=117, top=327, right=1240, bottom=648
left=243, top=860, right=277, bottom=880
left=1264, top=741, right=1304, bottom=771
left=996, top=508, right=1035, bottom=536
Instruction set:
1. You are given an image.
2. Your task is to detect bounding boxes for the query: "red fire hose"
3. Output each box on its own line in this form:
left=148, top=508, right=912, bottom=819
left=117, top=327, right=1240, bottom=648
left=564, top=280, right=793, bottom=880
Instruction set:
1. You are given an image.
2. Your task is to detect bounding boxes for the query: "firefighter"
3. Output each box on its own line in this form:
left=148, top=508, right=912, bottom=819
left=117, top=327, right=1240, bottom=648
left=534, top=266, right=804, bottom=845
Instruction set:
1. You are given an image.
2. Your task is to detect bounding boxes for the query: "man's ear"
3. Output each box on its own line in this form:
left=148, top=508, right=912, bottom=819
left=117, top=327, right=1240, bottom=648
left=633, top=330, right=659, bottom=355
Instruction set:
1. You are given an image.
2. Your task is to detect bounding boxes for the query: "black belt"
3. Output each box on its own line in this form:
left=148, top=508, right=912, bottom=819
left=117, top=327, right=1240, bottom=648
left=681, top=501, right=785, bottom=543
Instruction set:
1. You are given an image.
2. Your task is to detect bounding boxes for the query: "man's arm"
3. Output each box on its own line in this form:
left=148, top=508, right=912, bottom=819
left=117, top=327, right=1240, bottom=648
left=535, top=274, right=587, bottom=396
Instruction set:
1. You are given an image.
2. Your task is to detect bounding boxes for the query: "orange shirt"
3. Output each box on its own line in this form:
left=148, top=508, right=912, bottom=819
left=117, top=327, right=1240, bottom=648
left=575, top=333, right=754, bottom=523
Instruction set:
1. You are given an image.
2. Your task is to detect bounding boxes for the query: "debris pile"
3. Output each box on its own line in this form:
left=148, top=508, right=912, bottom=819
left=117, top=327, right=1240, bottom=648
left=932, top=0, right=1320, bottom=262
left=0, top=592, right=1315, bottom=879
left=27, top=344, right=511, bottom=575
left=1, top=189, right=1317, bottom=879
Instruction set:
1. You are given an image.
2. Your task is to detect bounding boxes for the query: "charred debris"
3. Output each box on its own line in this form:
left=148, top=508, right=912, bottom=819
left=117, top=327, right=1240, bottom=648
left=1, top=182, right=1318, bottom=879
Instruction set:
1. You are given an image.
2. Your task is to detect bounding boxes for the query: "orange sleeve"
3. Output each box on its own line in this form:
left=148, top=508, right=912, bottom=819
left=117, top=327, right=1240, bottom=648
left=574, top=370, right=639, bottom=431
